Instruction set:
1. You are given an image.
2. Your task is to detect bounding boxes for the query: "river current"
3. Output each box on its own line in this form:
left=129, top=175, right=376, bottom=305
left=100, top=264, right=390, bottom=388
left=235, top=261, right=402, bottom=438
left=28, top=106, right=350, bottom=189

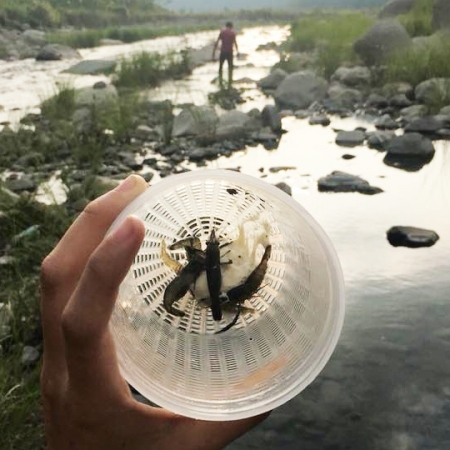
left=1, top=25, right=450, bottom=450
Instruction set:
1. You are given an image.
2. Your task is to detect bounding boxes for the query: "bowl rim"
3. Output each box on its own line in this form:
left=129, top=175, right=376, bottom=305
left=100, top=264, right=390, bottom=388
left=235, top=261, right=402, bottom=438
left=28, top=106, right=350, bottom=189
left=109, top=169, right=346, bottom=420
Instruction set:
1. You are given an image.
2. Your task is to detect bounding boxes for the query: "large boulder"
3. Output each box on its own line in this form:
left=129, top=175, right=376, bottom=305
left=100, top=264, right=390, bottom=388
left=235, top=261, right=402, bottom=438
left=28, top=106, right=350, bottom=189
left=331, top=66, right=371, bottom=87
left=386, top=133, right=435, bottom=158
left=415, top=78, right=450, bottom=106
left=353, top=19, right=412, bottom=66
left=36, top=44, right=81, bottom=61
left=258, top=68, right=287, bottom=91
left=384, top=132, right=435, bottom=170
left=172, top=106, right=218, bottom=138
left=21, top=29, right=46, bottom=46
left=216, top=110, right=252, bottom=138
left=64, top=59, right=116, bottom=75
left=274, top=71, right=328, bottom=110
left=433, top=0, right=450, bottom=30
left=328, top=84, right=363, bottom=109
left=379, top=0, right=414, bottom=18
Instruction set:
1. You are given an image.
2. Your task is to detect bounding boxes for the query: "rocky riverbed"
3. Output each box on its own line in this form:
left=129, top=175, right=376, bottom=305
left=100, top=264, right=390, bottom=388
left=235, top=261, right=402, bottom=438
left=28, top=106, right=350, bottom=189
left=1, top=20, right=450, bottom=450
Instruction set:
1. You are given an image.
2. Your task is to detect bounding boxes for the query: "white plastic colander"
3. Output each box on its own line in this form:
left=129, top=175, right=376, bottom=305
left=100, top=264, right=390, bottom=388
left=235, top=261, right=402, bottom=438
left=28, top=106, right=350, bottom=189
left=108, top=169, right=345, bottom=420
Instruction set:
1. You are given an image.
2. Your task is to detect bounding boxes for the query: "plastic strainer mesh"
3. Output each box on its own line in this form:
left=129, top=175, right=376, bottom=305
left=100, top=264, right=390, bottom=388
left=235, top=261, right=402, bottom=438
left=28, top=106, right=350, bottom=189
left=109, top=170, right=344, bottom=420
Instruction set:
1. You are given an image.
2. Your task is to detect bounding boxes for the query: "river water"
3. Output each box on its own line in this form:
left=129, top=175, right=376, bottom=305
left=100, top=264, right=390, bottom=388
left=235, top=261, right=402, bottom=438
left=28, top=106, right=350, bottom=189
left=2, top=25, right=450, bottom=450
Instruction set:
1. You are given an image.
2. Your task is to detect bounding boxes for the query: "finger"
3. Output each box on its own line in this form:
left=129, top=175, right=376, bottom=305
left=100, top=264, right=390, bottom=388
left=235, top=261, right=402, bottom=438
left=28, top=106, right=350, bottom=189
left=40, top=175, right=147, bottom=371
left=62, top=215, right=145, bottom=398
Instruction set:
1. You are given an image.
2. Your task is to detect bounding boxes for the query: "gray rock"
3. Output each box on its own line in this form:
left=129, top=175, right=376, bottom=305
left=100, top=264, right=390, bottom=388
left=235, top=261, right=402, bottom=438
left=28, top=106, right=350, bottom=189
left=353, top=19, right=412, bottom=66
left=216, top=110, right=252, bottom=138
left=365, top=93, right=389, bottom=108
left=318, top=171, right=383, bottom=195
left=187, top=147, right=221, bottom=162
left=366, top=130, right=396, bottom=150
left=14, top=152, right=44, bottom=167
left=382, top=82, right=414, bottom=99
left=250, top=128, right=279, bottom=143
left=385, top=133, right=435, bottom=163
left=331, top=66, right=371, bottom=87
left=387, top=226, right=439, bottom=248
left=275, top=182, right=292, bottom=196
left=135, top=125, right=157, bottom=140
left=404, top=116, right=445, bottom=134
left=433, top=0, right=450, bottom=30
left=389, top=94, right=413, bottom=108
left=258, top=68, right=287, bottom=90
left=21, top=346, right=40, bottom=366
left=415, top=78, right=450, bottom=106
left=5, top=175, right=36, bottom=192
left=36, top=44, right=81, bottom=61
left=309, top=115, right=331, bottom=126
left=294, top=110, right=309, bottom=119
left=342, top=154, right=356, bottom=160
left=72, top=107, right=92, bottom=133
left=400, top=104, right=429, bottom=121
left=93, top=81, right=107, bottom=89
left=64, top=59, right=116, bottom=75
left=328, top=84, right=363, bottom=109
left=379, top=0, right=414, bottom=18
left=335, top=130, right=365, bottom=147
left=261, top=105, right=282, bottom=132
left=439, top=105, right=450, bottom=115
left=172, top=106, right=218, bottom=138
left=21, top=29, right=46, bottom=46
left=274, top=71, right=328, bottom=110
left=375, top=114, right=399, bottom=130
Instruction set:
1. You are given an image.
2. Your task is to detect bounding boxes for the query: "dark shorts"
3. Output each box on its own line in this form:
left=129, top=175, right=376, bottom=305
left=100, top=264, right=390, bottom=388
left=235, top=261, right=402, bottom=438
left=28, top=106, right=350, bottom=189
left=219, top=51, right=233, bottom=67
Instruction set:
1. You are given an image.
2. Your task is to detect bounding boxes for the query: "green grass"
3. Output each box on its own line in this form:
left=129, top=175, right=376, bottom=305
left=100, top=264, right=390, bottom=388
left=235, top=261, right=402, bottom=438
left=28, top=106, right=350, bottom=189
left=287, top=11, right=375, bottom=79
left=0, top=189, right=73, bottom=449
left=385, top=34, right=450, bottom=87
left=114, top=50, right=190, bottom=89
left=398, top=0, right=433, bottom=37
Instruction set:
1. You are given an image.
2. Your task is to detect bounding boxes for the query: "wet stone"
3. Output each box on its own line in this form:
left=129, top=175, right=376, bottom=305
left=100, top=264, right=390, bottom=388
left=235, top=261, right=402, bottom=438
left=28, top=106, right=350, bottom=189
left=5, top=175, right=36, bottom=193
left=387, top=226, right=439, bottom=248
left=309, top=115, right=331, bottom=126
left=335, top=130, right=365, bottom=147
left=366, top=130, right=396, bottom=151
left=275, top=182, right=292, bottom=196
left=404, top=116, right=445, bottom=135
left=342, top=154, right=356, bottom=160
left=269, top=166, right=296, bottom=173
left=375, top=114, right=399, bottom=130
left=318, top=171, right=383, bottom=195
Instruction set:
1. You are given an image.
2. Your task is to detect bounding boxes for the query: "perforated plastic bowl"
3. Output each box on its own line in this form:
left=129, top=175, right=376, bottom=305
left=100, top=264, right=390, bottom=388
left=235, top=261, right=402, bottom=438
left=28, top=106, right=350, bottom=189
left=108, top=169, right=345, bottom=420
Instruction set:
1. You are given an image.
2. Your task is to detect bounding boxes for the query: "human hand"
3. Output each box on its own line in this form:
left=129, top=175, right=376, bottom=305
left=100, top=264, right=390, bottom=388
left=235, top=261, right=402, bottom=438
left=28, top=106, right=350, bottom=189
left=40, top=174, right=269, bottom=450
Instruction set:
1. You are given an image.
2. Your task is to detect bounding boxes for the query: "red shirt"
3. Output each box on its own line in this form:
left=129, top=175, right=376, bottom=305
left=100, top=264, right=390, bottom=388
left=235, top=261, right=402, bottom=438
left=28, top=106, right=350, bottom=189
left=219, top=28, right=236, bottom=53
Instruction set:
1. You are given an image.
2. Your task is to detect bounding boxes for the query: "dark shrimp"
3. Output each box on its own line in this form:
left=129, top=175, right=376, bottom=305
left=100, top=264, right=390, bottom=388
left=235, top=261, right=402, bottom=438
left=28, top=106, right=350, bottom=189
left=163, top=247, right=205, bottom=317
left=205, top=229, right=222, bottom=321
left=216, top=244, right=272, bottom=333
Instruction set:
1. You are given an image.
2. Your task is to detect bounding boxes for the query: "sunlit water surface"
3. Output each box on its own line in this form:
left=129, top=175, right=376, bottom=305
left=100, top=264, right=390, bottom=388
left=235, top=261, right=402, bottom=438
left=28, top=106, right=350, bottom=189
left=2, top=25, right=450, bottom=450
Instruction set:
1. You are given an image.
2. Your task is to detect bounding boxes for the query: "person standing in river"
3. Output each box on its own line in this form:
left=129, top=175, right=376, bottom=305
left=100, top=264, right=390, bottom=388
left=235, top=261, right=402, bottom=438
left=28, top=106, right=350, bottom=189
left=212, top=21, right=239, bottom=88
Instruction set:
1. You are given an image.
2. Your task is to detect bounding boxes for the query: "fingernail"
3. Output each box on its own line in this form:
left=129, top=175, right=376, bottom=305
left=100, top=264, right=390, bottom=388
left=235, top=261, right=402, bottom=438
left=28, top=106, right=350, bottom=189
left=115, top=175, right=137, bottom=193
left=109, top=217, right=137, bottom=248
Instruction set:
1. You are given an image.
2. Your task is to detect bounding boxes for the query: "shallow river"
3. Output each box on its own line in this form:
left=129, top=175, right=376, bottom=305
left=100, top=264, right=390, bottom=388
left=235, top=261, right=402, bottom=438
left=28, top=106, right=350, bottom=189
left=2, top=25, right=450, bottom=450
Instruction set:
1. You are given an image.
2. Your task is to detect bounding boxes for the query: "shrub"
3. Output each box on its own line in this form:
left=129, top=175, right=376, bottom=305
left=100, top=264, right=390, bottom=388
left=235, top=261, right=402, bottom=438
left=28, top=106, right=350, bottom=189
left=398, top=0, right=433, bottom=37
left=385, top=34, right=450, bottom=87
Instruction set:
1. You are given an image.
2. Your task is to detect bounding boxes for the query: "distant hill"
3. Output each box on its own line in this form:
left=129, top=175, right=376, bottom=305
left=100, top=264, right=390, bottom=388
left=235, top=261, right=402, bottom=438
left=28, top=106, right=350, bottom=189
left=161, top=0, right=385, bottom=12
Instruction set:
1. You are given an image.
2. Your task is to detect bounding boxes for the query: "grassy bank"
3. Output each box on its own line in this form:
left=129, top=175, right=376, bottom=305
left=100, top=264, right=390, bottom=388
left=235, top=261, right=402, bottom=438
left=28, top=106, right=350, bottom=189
left=287, top=11, right=375, bottom=78
left=398, top=0, right=433, bottom=38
